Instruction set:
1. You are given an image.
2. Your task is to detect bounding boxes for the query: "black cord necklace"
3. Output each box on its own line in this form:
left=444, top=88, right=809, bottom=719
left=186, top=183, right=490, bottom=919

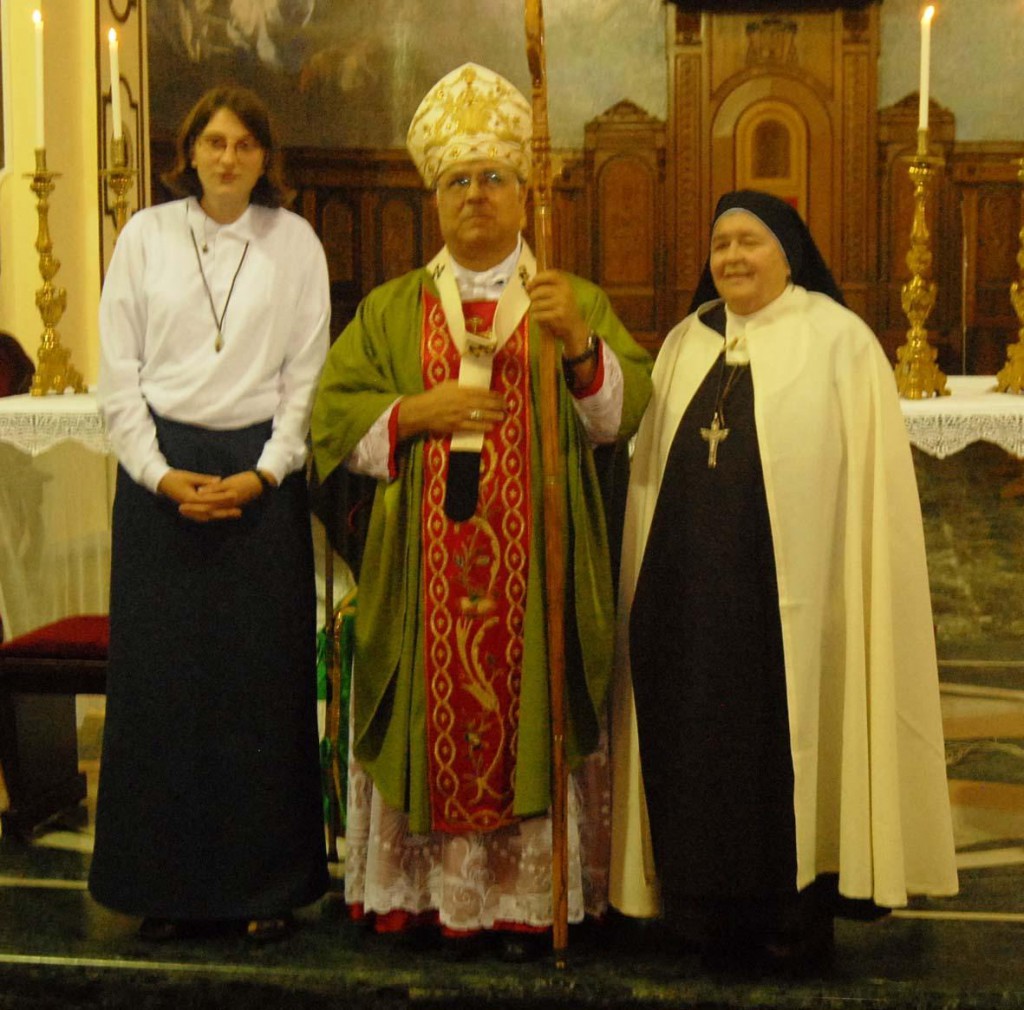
left=699, top=350, right=749, bottom=469
left=188, top=224, right=250, bottom=353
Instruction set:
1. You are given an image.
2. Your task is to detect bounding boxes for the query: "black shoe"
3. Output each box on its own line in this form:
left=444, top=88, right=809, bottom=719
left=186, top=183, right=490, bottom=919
left=138, top=918, right=189, bottom=942
left=498, top=932, right=549, bottom=963
left=245, top=915, right=294, bottom=944
left=761, top=922, right=835, bottom=977
left=438, top=932, right=489, bottom=961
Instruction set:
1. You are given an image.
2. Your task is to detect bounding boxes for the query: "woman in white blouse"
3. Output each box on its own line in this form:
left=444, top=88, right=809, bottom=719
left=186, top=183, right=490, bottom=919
left=91, top=86, right=330, bottom=942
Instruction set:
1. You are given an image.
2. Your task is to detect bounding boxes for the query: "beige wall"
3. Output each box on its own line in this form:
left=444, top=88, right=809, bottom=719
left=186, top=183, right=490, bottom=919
left=0, top=0, right=100, bottom=387
left=880, top=0, right=1024, bottom=140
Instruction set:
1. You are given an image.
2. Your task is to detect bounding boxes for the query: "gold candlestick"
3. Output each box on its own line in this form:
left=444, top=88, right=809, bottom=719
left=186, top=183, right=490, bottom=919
left=893, top=129, right=949, bottom=399
left=994, top=157, right=1024, bottom=394
left=101, top=133, right=137, bottom=238
left=26, top=149, right=85, bottom=396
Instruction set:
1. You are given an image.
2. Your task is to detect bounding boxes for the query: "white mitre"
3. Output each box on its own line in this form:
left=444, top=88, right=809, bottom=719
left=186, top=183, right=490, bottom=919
left=406, top=62, right=532, bottom=189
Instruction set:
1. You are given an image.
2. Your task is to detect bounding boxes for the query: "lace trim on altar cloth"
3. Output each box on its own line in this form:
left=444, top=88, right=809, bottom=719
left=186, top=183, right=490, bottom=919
left=904, top=413, right=1024, bottom=460
left=0, top=397, right=110, bottom=456
left=344, top=744, right=611, bottom=932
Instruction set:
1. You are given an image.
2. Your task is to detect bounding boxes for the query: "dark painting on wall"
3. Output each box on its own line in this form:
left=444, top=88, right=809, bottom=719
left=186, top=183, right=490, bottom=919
left=148, top=0, right=533, bottom=149
left=147, top=0, right=669, bottom=151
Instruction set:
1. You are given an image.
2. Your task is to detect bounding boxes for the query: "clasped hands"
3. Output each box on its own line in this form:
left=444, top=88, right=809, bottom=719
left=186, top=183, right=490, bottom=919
left=396, top=270, right=592, bottom=441
left=157, top=469, right=273, bottom=523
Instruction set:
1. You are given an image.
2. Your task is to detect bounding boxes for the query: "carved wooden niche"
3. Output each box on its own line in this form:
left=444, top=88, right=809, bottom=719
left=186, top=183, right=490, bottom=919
left=953, top=149, right=1024, bottom=375
left=667, top=6, right=880, bottom=329
left=584, top=101, right=667, bottom=353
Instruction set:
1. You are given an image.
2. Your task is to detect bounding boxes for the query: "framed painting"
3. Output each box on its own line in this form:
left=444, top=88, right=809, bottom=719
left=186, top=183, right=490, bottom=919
left=147, top=0, right=533, bottom=147
left=146, top=0, right=668, bottom=149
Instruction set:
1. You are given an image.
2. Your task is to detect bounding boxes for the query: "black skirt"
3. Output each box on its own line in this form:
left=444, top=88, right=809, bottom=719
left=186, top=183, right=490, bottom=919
left=89, top=413, right=329, bottom=919
left=629, top=347, right=797, bottom=909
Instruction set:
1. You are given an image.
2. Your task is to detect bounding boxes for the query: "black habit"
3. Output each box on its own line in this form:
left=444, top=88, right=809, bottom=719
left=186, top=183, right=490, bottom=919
left=628, top=304, right=798, bottom=922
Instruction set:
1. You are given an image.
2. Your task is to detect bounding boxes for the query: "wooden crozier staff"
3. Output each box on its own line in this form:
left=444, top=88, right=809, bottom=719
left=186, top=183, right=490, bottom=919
left=525, top=0, right=570, bottom=964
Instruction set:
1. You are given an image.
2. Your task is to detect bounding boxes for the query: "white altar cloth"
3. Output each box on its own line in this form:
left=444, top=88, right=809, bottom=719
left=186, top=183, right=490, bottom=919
left=0, top=394, right=114, bottom=639
left=901, top=375, right=1024, bottom=460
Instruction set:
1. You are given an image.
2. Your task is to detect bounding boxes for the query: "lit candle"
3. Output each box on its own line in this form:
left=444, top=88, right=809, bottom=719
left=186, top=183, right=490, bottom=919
left=918, top=5, right=935, bottom=132
left=32, top=10, right=44, bottom=150
left=108, top=29, right=122, bottom=141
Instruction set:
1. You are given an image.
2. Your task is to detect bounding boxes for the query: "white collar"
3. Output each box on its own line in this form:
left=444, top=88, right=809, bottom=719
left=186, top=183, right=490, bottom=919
left=449, top=238, right=522, bottom=301
left=724, top=285, right=794, bottom=363
left=187, top=196, right=257, bottom=244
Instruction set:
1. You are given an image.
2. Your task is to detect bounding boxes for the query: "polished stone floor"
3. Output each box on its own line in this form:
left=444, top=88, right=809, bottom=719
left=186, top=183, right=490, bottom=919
left=2, top=668, right=1024, bottom=1010
left=0, top=840, right=1023, bottom=1010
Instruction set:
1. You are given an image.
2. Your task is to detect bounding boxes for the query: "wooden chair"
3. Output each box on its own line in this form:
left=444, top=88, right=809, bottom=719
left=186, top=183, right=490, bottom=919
left=0, top=615, right=107, bottom=838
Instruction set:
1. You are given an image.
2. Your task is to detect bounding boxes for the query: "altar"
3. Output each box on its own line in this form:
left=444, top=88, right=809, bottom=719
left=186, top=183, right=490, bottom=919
left=0, top=378, right=1022, bottom=647
left=0, top=394, right=115, bottom=642
left=901, top=376, right=1024, bottom=663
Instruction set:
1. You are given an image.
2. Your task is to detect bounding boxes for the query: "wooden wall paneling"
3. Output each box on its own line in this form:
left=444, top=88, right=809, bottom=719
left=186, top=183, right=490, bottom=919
left=585, top=102, right=667, bottom=353
left=734, top=99, right=809, bottom=215
left=667, top=8, right=705, bottom=327
left=667, top=8, right=881, bottom=336
left=373, top=193, right=419, bottom=287
left=285, top=150, right=423, bottom=335
left=839, top=7, right=878, bottom=325
left=517, top=153, right=588, bottom=279
left=323, top=192, right=360, bottom=337
left=710, top=73, right=835, bottom=267
left=953, top=148, right=1024, bottom=375
left=878, top=96, right=958, bottom=368
left=552, top=156, right=589, bottom=280
left=150, top=136, right=174, bottom=203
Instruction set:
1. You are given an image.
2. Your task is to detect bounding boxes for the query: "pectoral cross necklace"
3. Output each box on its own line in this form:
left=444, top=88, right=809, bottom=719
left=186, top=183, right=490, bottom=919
left=700, top=352, right=748, bottom=469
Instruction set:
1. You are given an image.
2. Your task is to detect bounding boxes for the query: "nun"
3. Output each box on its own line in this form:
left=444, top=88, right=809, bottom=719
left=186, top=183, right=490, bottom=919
left=609, top=190, right=958, bottom=971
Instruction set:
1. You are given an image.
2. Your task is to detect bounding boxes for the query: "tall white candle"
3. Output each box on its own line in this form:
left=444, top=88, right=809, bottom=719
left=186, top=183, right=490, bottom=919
left=918, top=5, right=935, bottom=132
left=108, top=29, right=122, bottom=141
left=32, top=10, right=44, bottom=149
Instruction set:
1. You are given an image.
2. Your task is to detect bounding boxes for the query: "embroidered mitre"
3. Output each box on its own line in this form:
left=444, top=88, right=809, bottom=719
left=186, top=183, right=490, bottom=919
left=406, top=63, right=532, bottom=189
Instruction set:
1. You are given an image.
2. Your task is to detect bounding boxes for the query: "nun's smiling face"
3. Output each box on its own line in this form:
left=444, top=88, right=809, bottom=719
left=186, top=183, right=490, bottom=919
left=709, top=211, right=790, bottom=315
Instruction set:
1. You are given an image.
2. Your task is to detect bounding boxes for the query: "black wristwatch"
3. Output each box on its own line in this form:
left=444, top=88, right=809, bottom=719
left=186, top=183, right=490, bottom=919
left=252, top=469, right=275, bottom=492
left=562, top=331, right=599, bottom=367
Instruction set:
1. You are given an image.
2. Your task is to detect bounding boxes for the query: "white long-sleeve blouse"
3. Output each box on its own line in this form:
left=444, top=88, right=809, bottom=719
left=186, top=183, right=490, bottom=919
left=98, top=196, right=330, bottom=492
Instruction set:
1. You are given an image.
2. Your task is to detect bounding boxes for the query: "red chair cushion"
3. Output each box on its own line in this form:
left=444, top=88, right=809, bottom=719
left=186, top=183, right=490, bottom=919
left=0, top=616, right=109, bottom=660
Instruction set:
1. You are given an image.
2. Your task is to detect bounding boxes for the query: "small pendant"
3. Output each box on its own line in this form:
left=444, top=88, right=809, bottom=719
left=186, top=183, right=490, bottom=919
left=700, top=413, right=729, bottom=469
left=215, top=332, right=223, bottom=353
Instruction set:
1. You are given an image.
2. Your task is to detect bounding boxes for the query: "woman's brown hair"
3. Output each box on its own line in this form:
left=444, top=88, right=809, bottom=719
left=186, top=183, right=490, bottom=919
left=0, top=333, right=35, bottom=397
left=160, top=85, right=294, bottom=208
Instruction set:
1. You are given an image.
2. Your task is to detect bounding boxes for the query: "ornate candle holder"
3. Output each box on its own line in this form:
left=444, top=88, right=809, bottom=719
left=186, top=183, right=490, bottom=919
left=893, top=129, right=949, bottom=399
left=26, top=149, right=85, bottom=396
left=994, top=157, right=1024, bottom=394
left=101, top=133, right=137, bottom=238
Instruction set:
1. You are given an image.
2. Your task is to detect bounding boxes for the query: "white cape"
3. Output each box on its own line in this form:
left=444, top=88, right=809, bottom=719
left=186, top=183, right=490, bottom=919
left=609, top=286, right=958, bottom=917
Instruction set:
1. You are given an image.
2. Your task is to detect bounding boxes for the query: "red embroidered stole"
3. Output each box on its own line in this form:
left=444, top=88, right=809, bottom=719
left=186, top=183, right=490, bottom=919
left=420, top=291, right=532, bottom=834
